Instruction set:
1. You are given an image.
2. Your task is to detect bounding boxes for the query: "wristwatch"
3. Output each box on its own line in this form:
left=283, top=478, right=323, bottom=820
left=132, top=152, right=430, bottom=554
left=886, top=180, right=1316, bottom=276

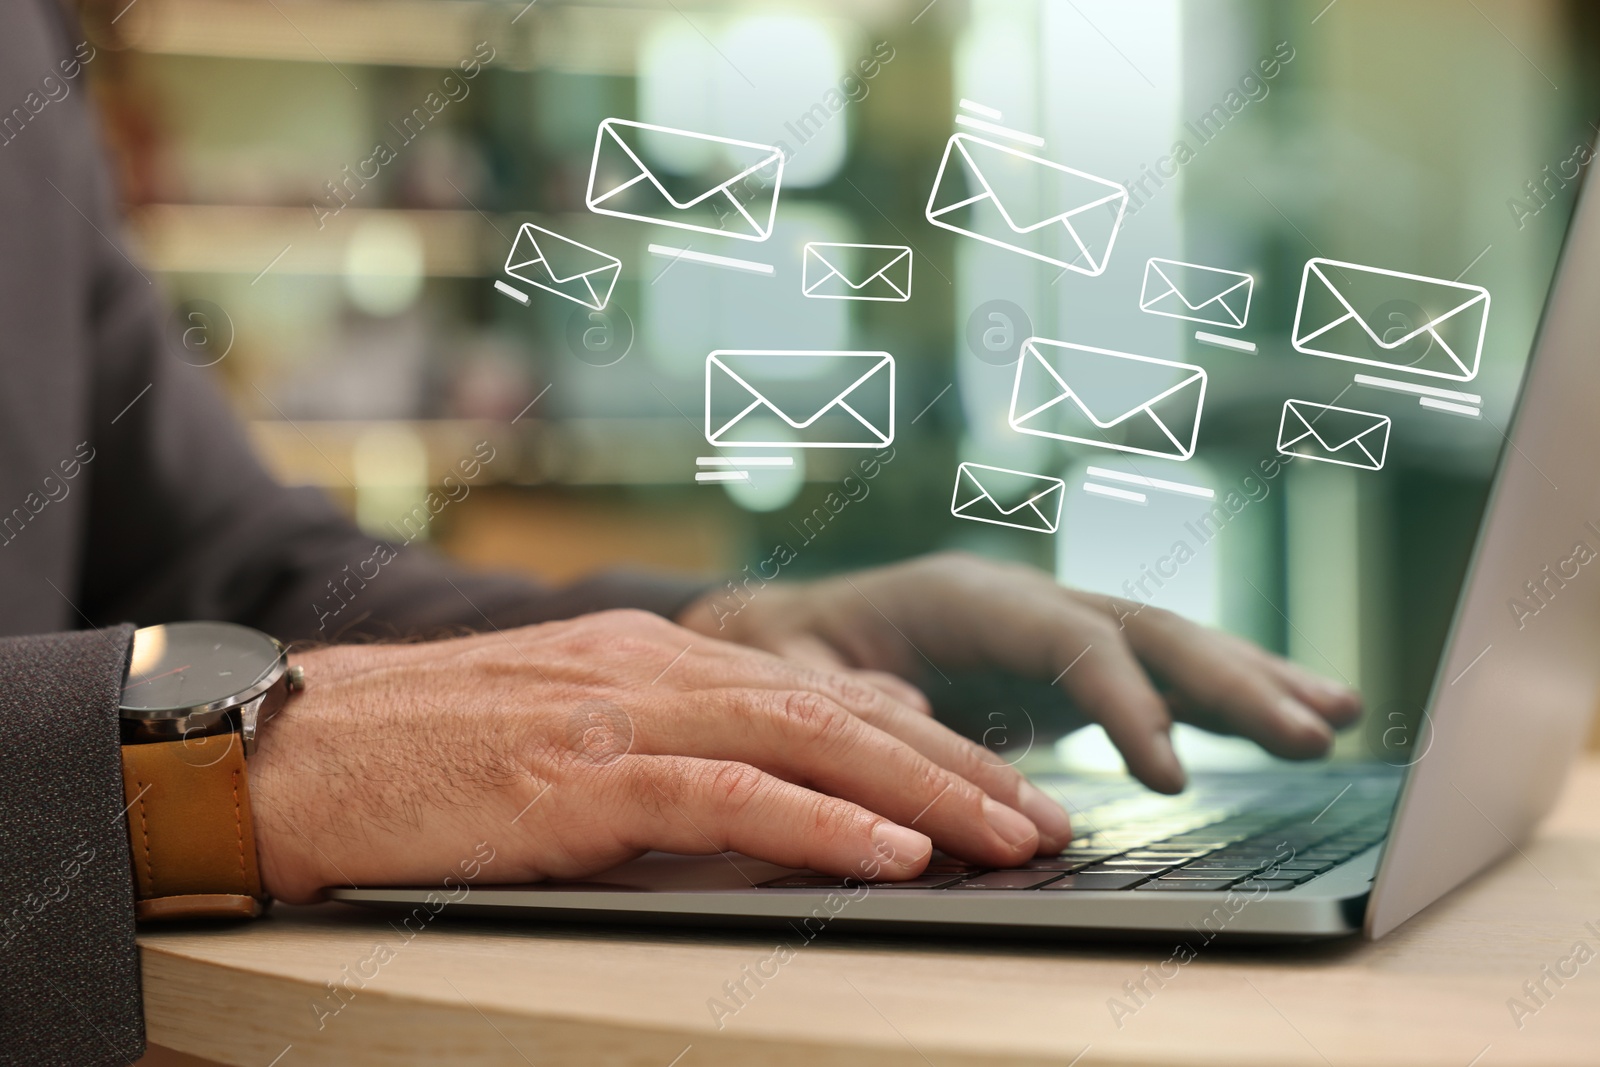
left=118, top=621, right=304, bottom=921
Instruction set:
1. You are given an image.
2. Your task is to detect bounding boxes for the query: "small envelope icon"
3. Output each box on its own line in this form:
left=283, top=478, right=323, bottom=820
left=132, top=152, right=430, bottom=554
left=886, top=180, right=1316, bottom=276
left=950, top=463, right=1065, bottom=533
left=1292, top=257, right=1491, bottom=382
left=586, top=118, right=784, bottom=242
left=1276, top=399, right=1391, bottom=471
left=503, top=223, right=621, bottom=311
left=706, top=350, right=894, bottom=449
left=1009, top=338, right=1207, bottom=460
left=925, top=133, right=1129, bottom=276
left=1139, top=258, right=1254, bottom=329
left=801, top=243, right=913, bottom=302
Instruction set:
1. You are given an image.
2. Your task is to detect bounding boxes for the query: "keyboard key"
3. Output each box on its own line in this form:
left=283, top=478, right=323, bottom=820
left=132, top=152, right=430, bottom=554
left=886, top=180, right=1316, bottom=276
left=1135, top=878, right=1240, bottom=891
left=1037, top=872, right=1151, bottom=891
left=760, top=876, right=853, bottom=889
left=1234, top=878, right=1302, bottom=892
left=1014, top=857, right=1098, bottom=871
left=1162, top=868, right=1259, bottom=879
left=1181, top=859, right=1266, bottom=871
left=1080, top=861, right=1175, bottom=875
left=945, top=871, right=1063, bottom=890
left=864, top=875, right=967, bottom=889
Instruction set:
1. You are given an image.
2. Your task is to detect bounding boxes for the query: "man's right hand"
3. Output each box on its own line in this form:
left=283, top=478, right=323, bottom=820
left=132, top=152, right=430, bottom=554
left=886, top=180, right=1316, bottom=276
left=249, top=610, right=1075, bottom=903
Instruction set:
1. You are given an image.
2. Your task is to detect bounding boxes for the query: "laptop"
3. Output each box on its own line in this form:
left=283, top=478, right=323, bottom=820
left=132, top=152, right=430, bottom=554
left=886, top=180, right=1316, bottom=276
left=334, top=153, right=1600, bottom=944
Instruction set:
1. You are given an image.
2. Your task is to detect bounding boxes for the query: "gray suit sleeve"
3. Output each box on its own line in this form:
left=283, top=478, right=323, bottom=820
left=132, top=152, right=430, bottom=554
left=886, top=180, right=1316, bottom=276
left=0, top=625, right=142, bottom=1067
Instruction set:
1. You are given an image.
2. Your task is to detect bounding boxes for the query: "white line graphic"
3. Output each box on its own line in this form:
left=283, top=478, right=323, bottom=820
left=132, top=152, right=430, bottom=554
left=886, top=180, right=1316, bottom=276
left=649, top=244, right=776, bottom=275
left=1084, top=466, right=1216, bottom=499
left=1083, top=482, right=1147, bottom=504
left=494, top=279, right=530, bottom=305
left=1195, top=331, right=1257, bottom=353
left=1419, top=397, right=1483, bottom=418
left=1353, top=373, right=1483, bottom=404
left=696, top=456, right=795, bottom=467
left=953, top=114, right=1046, bottom=147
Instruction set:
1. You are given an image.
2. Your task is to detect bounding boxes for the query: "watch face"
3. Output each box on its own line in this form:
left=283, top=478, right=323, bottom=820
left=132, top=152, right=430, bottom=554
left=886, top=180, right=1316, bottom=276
left=122, top=621, right=283, bottom=714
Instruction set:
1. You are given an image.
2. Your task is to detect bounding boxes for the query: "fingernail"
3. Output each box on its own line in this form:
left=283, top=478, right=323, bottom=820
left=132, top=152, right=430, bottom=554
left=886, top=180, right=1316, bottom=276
left=870, top=822, right=931, bottom=873
left=1017, top=782, right=1074, bottom=848
left=981, top=795, right=1039, bottom=849
left=1152, top=731, right=1187, bottom=793
left=1282, top=697, right=1334, bottom=743
left=1311, top=676, right=1358, bottom=707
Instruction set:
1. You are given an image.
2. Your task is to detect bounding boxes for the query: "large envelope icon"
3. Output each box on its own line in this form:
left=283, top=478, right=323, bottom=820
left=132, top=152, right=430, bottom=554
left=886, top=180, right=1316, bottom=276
left=503, top=223, right=621, bottom=311
left=1008, top=338, right=1207, bottom=460
left=1291, top=257, right=1491, bottom=382
left=586, top=118, right=784, bottom=242
left=802, top=243, right=913, bottom=302
left=950, top=463, right=1065, bottom=533
left=925, top=133, right=1129, bottom=276
left=1276, top=399, right=1391, bottom=470
left=1139, top=258, right=1253, bottom=329
left=705, top=351, right=894, bottom=449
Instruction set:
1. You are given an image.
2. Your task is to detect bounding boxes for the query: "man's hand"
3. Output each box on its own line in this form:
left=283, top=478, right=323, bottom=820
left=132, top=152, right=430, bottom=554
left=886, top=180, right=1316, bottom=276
left=250, top=609, right=1075, bottom=902
left=680, top=553, right=1362, bottom=795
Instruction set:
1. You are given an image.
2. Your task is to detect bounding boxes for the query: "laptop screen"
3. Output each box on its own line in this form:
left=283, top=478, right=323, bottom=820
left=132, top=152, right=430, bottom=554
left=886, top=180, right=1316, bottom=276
left=521, top=1, right=1597, bottom=769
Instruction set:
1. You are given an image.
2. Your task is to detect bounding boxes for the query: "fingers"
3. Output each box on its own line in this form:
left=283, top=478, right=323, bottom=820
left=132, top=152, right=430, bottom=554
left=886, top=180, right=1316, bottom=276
left=1123, top=611, right=1343, bottom=760
left=855, top=574, right=1187, bottom=795
left=627, top=688, right=1044, bottom=866
left=1049, top=626, right=1187, bottom=794
left=839, top=698, right=1074, bottom=852
left=852, top=670, right=935, bottom=717
left=602, top=755, right=933, bottom=879
left=668, top=646, right=1066, bottom=852
left=1260, top=656, right=1363, bottom=728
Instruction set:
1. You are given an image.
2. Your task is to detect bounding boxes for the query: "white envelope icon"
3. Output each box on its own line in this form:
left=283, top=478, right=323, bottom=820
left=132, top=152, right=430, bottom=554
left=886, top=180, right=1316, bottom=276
left=586, top=118, right=784, bottom=242
left=1139, top=258, right=1254, bottom=329
left=801, top=243, right=913, bottom=302
left=502, top=223, right=621, bottom=311
left=950, top=463, right=1065, bottom=533
left=925, top=133, right=1129, bottom=276
left=1009, top=338, right=1207, bottom=460
left=705, top=351, right=894, bottom=449
left=1276, top=399, right=1391, bottom=471
left=1292, top=258, right=1491, bottom=382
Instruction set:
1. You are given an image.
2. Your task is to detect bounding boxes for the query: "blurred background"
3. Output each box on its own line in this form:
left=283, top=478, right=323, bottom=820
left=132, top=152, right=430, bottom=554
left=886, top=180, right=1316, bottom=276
left=76, top=0, right=1600, bottom=764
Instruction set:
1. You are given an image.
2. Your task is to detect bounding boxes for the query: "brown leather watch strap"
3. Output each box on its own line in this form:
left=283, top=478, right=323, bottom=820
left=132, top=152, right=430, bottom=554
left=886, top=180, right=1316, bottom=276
left=120, top=732, right=268, bottom=921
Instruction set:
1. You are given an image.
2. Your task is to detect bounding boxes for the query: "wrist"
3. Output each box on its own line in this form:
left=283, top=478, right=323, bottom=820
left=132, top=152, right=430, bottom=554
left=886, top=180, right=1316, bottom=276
left=248, top=644, right=348, bottom=904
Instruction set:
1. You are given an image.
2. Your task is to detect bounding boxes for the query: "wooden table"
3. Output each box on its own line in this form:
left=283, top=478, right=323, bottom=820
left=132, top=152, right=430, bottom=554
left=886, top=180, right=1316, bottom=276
left=138, top=758, right=1600, bottom=1067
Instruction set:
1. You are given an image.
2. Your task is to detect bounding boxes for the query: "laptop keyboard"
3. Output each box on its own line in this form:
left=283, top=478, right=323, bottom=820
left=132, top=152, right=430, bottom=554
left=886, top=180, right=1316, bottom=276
left=760, top=770, right=1399, bottom=893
